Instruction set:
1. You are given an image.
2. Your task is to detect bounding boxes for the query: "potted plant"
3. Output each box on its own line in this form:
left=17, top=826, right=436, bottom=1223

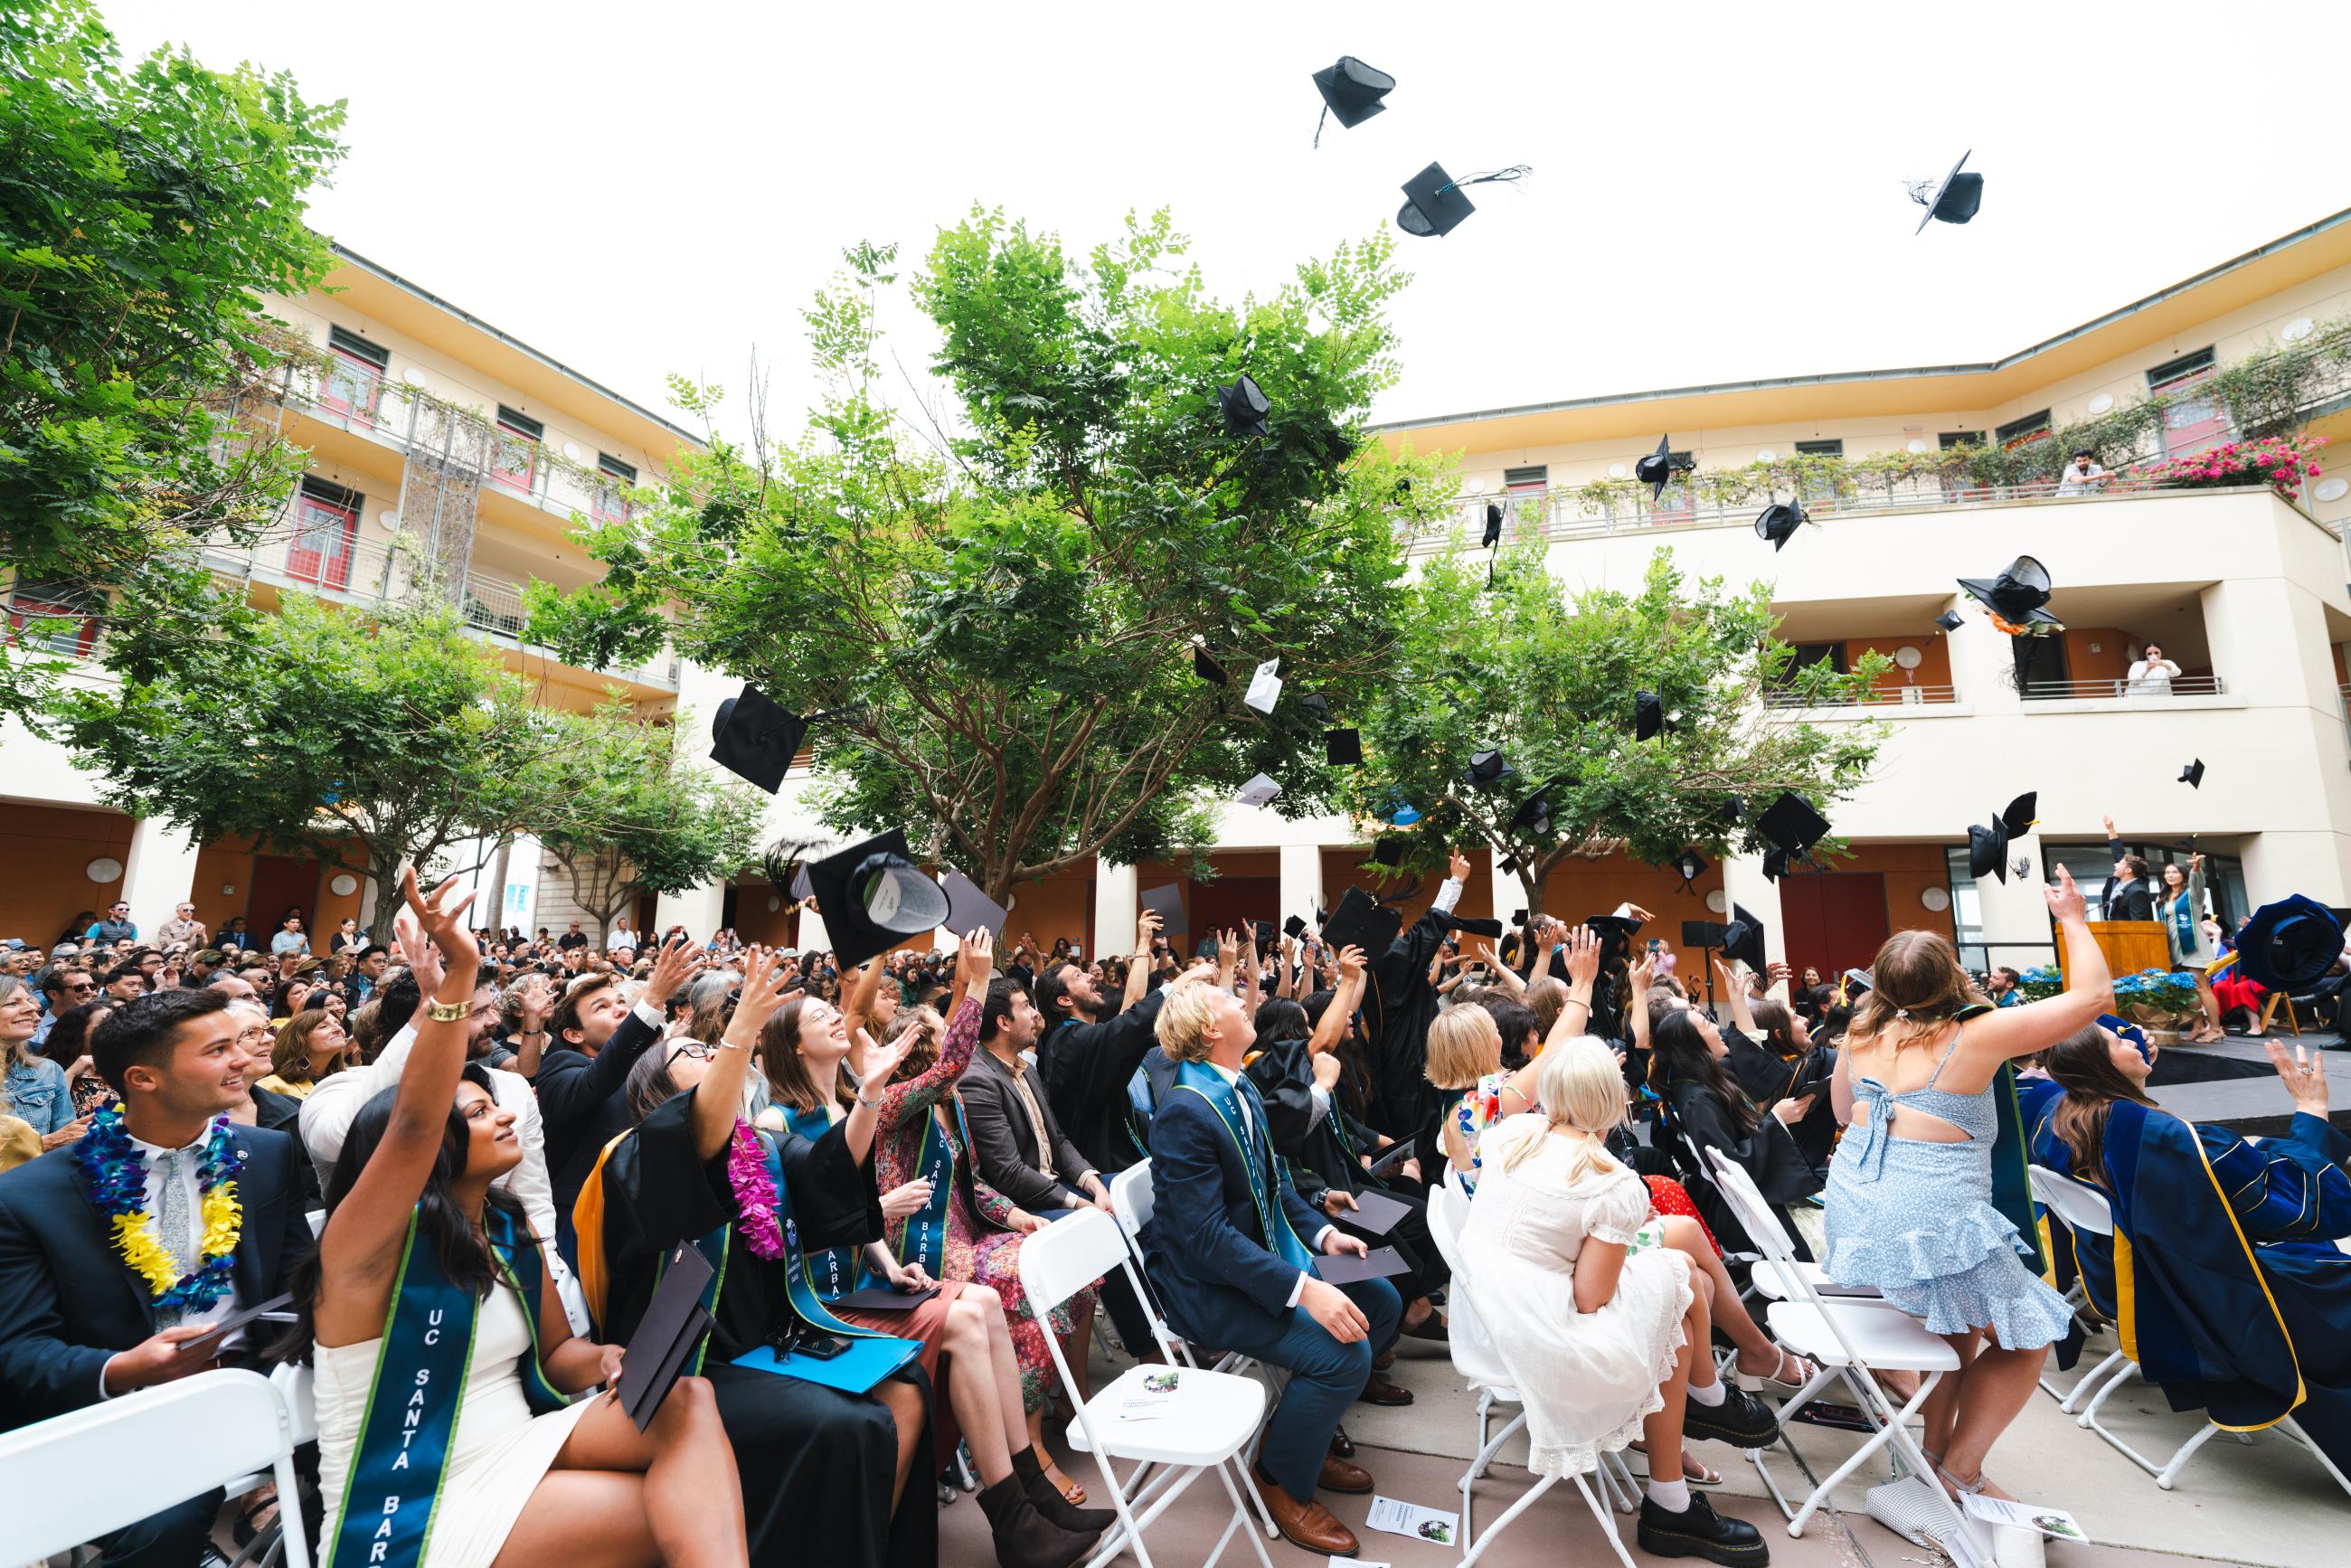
left=2111, top=968, right=2200, bottom=1044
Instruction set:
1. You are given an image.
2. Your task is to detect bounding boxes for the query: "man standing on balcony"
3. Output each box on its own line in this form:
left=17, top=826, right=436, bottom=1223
left=2057, top=448, right=2113, bottom=496
left=2127, top=641, right=2182, bottom=697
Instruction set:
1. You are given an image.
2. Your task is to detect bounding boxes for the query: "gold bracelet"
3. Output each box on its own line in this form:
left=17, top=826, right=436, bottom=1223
left=425, top=996, right=469, bottom=1024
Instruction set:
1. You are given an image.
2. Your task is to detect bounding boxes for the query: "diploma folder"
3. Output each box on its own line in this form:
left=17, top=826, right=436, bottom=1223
left=732, top=1336, right=924, bottom=1395
left=1344, top=1190, right=1412, bottom=1236
left=618, top=1242, right=715, bottom=1430
left=1311, top=1246, right=1412, bottom=1285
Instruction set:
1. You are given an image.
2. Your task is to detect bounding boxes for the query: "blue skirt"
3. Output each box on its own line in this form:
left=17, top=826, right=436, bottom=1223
left=1823, top=1131, right=2074, bottom=1349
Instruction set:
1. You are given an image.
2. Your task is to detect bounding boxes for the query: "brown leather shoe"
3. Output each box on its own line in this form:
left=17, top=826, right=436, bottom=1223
left=1327, top=1424, right=1355, bottom=1459
left=1319, top=1454, right=1374, bottom=1494
left=1250, top=1469, right=1361, bottom=1556
left=1355, top=1373, right=1414, bottom=1406
left=1371, top=1347, right=1397, bottom=1372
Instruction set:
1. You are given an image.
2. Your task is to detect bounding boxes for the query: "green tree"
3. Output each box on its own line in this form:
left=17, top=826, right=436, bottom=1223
left=1343, top=541, right=1886, bottom=918
left=45, top=577, right=725, bottom=940
left=530, top=211, right=1440, bottom=902
left=539, top=706, right=767, bottom=942
left=0, top=0, right=345, bottom=713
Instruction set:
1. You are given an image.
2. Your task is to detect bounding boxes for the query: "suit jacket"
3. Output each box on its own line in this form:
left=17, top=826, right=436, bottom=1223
left=1141, top=1067, right=1328, bottom=1342
left=959, top=1046, right=1095, bottom=1214
left=0, top=1122, right=311, bottom=1431
left=2107, top=880, right=2156, bottom=922
left=1036, top=991, right=1166, bottom=1175
left=538, top=1004, right=664, bottom=1264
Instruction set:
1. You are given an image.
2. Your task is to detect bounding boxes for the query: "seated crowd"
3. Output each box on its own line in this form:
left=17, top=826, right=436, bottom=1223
left=1, top=852, right=2342, bottom=1568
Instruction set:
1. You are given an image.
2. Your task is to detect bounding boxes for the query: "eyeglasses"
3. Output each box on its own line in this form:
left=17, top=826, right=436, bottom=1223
left=62, top=980, right=96, bottom=994
left=663, top=1041, right=716, bottom=1068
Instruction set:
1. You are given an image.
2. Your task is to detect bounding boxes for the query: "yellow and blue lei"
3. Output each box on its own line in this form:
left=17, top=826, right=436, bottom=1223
left=76, top=1104, right=244, bottom=1310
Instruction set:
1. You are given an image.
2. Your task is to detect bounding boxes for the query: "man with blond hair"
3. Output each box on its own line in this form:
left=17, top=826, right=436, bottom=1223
left=1141, top=977, right=1401, bottom=1557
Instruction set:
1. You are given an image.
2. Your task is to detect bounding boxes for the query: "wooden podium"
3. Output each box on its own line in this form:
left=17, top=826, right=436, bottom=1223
left=2056, top=920, right=2172, bottom=981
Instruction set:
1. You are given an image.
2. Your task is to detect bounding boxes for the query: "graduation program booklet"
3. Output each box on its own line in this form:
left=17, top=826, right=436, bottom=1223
left=1962, top=1494, right=2088, bottom=1542
left=1363, top=1496, right=1457, bottom=1546
left=1312, top=1246, right=1411, bottom=1285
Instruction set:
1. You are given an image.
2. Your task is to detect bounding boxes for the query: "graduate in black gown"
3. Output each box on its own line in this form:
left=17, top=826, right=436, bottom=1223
left=1359, top=849, right=1475, bottom=1137
left=573, top=949, right=935, bottom=1568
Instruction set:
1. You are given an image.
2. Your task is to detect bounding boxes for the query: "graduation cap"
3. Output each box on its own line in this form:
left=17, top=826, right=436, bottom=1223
left=1481, top=501, right=1504, bottom=550
left=1321, top=886, right=1403, bottom=958
left=1635, top=691, right=1666, bottom=741
left=1585, top=912, right=1643, bottom=963
left=1721, top=904, right=1767, bottom=968
left=1298, top=692, right=1332, bottom=721
left=2235, top=894, right=2346, bottom=992
left=1367, top=837, right=1408, bottom=868
left=1757, top=792, right=1831, bottom=860
left=1967, top=792, right=2040, bottom=883
left=1138, top=883, right=1187, bottom=937
left=1509, top=783, right=1555, bottom=837
left=1754, top=496, right=1807, bottom=552
left=1935, top=609, right=1966, bottom=633
left=1219, top=374, right=1270, bottom=439
left=1957, top=554, right=2061, bottom=627
left=1634, top=435, right=1674, bottom=503
left=1396, top=162, right=1532, bottom=238
left=2098, top=1012, right=2154, bottom=1064
left=1283, top=914, right=1308, bottom=940
left=1447, top=915, right=1506, bottom=940
left=804, top=829, right=951, bottom=969
left=937, top=869, right=1010, bottom=939
left=1761, top=847, right=1789, bottom=883
left=1671, top=848, right=1707, bottom=892
left=1310, top=55, right=1394, bottom=144
left=1500, top=855, right=1522, bottom=876
left=1910, top=149, right=1985, bottom=234
left=1465, top=746, right=1513, bottom=787
left=1325, top=727, right=1363, bottom=767
left=710, top=684, right=807, bottom=794
left=1192, top=643, right=1229, bottom=685
left=1510, top=908, right=1528, bottom=926
left=2179, top=758, right=2205, bottom=789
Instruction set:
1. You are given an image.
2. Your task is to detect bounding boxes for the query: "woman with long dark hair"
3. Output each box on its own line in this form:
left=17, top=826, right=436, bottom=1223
left=289, top=869, right=744, bottom=1568
left=1647, top=1005, right=1821, bottom=1259
left=2156, top=855, right=2224, bottom=1042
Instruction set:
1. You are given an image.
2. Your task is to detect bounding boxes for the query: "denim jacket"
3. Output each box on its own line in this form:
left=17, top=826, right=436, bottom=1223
left=4, top=1055, right=72, bottom=1136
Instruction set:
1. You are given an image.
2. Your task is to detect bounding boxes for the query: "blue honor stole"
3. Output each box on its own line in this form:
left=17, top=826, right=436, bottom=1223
left=1176, top=1061, right=1316, bottom=1273
left=895, top=1100, right=959, bottom=1280
left=784, top=1106, right=871, bottom=1302
left=326, top=1206, right=569, bottom=1568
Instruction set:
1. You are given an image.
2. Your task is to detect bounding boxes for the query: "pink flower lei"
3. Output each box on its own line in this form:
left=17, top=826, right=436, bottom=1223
left=727, top=1119, right=788, bottom=1259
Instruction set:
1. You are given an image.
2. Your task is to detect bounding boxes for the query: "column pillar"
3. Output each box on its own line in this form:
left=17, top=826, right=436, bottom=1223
left=1719, top=855, right=1787, bottom=966
left=119, top=817, right=202, bottom=946
left=1975, top=829, right=2058, bottom=974
left=1092, top=857, right=1138, bottom=963
left=797, top=905, right=831, bottom=956
left=1279, top=844, right=1324, bottom=929
left=1491, top=849, right=1534, bottom=930
left=1940, top=595, right=2029, bottom=712
left=656, top=880, right=729, bottom=944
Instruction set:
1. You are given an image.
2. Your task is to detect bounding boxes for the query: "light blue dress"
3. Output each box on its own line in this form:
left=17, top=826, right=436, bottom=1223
left=1822, top=1031, right=2073, bottom=1347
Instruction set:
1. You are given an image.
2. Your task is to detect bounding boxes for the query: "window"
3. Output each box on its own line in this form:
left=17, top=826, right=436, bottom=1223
left=2148, top=346, right=2228, bottom=458
left=492, top=405, right=543, bottom=491
left=5, top=578, right=98, bottom=657
left=1649, top=449, right=1698, bottom=523
left=1793, top=439, right=1844, bottom=458
left=1994, top=410, right=2052, bottom=447
left=1793, top=439, right=1843, bottom=502
left=321, top=326, right=389, bottom=424
left=1939, top=430, right=1985, bottom=449
left=288, top=477, right=362, bottom=591
left=594, top=453, right=638, bottom=524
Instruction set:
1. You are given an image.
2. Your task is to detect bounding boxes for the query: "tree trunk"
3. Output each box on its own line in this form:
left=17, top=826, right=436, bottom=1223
left=486, top=836, right=514, bottom=934
left=363, top=858, right=401, bottom=946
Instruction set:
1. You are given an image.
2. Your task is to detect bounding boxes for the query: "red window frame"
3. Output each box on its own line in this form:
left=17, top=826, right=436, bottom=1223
left=5, top=582, right=98, bottom=657
left=287, top=489, right=360, bottom=590
left=2155, top=366, right=2231, bottom=458
left=492, top=420, right=540, bottom=492
left=318, top=345, right=386, bottom=426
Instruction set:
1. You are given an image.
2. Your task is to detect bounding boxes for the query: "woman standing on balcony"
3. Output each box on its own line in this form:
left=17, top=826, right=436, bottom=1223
left=2159, top=855, right=2225, bottom=1043
left=2125, top=641, right=2181, bottom=696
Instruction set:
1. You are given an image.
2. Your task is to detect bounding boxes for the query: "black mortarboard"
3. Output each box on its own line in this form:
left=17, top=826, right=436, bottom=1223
left=1634, top=435, right=1674, bottom=503
left=1635, top=691, right=1665, bottom=741
left=1957, top=554, right=2061, bottom=627
left=1754, top=496, right=1806, bottom=552
left=1510, top=908, right=1528, bottom=926
left=1508, top=784, right=1553, bottom=837
left=2236, top=895, right=2346, bottom=991
left=1299, top=692, right=1331, bottom=720
left=2180, top=759, right=2205, bottom=789
left=1321, top=886, right=1402, bottom=958
left=1193, top=644, right=1229, bottom=685
left=1912, top=149, right=1985, bottom=234
left=1936, top=609, right=1966, bottom=632
left=1395, top=162, right=1531, bottom=239
left=937, top=868, right=1010, bottom=940
left=804, top=829, right=951, bottom=969
left=1761, top=847, right=1789, bottom=882
left=1325, top=728, right=1363, bottom=767
left=1672, top=848, right=1707, bottom=891
left=1499, top=855, right=1522, bottom=876
left=1368, top=837, right=1407, bottom=868
left=1722, top=904, right=1767, bottom=969
left=1310, top=55, right=1394, bottom=142
left=1967, top=792, right=2040, bottom=883
left=1138, top=883, right=1186, bottom=937
left=1219, top=373, right=1270, bottom=439
left=1585, top=912, right=1641, bottom=963
left=710, top=684, right=807, bottom=794
left=1756, top=792, right=1831, bottom=858
left=1725, top=794, right=1746, bottom=826
left=1283, top=914, right=1308, bottom=940
left=1481, top=501, right=1504, bottom=550
left=1465, top=746, right=1512, bottom=787
left=1447, top=915, right=1506, bottom=940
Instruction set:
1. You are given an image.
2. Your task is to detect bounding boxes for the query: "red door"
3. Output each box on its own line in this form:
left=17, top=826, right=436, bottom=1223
left=246, top=855, right=324, bottom=937
left=288, top=490, right=358, bottom=590
left=2156, top=367, right=2230, bottom=459
left=1776, top=872, right=1891, bottom=981
left=1188, top=876, right=1280, bottom=953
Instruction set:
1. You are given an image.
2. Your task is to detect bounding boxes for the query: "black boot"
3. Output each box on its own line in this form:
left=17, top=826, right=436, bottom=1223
left=1013, top=1446, right=1118, bottom=1534
left=1682, top=1382, right=1780, bottom=1448
left=1636, top=1492, right=1770, bottom=1565
left=977, top=1474, right=1098, bottom=1568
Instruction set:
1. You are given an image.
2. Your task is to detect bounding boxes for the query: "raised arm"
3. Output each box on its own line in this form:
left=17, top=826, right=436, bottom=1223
left=844, top=949, right=893, bottom=1042
left=1125, top=911, right=1161, bottom=1012
left=1626, top=951, right=1656, bottom=1056
left=1955, top=866, right=2114, bottom=1068
left=1471, top=940, right=1527, bottom=1000
left=1714, top=956, right=1759, bottom=1035
left=1306, top=946, right=1368, bottom=1057
left=1540, top=924, right=1602, bottom=1055
left=694, top=946, right=791, bottom=1160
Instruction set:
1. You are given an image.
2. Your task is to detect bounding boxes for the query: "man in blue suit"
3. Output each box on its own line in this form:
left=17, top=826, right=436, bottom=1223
left=0, top=988, right=312, bottom=1566
left=1142, top=978, right=1401, bottom=1557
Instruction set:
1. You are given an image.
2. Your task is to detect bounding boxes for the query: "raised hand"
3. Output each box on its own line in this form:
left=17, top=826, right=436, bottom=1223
left=644, top=934, right=704, bottom=1009
left=2044, top=864, right=2088, bottom=924
left=1449, top=846, right=1473, bottom=883
left=1135, top=909, right=1164, bottom=956
left=956, top=927, right=996, bottom=991
left=1629, top=950, right=1656, bottom=991
left=726, top=947, right=794, bottom=1046
left=393, top=909, right=445, bottom=998
left=2268, top=1039, right=2329, bottom=1116
left=1336, top=943, right=1367, bottom=986
left=857, top=1025, right=918, bottom=1090
left=1564, top=923, right=1601, bottom=988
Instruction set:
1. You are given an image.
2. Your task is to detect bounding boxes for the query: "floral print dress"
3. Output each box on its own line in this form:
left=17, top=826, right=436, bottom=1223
left=870, top=997, right=1095, bottom=1412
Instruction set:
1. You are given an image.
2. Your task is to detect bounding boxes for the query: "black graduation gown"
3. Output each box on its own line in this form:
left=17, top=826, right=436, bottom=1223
left=1660, top=1074, right=1822, bottom=1261
left=1720, top=1025, right=1839, bottom=1171
left=1036, top=989, right=1166, bottom=1175
left=1362, top=907, right=1453, bottom=1136
left=591, top=1091, right=935, bottom=1568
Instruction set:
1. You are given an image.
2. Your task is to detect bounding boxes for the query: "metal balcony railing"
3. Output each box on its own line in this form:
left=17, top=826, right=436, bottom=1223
left=2020, top=675, right=2226, bottom=700
left=1765, top=683, right=1959, bottom=710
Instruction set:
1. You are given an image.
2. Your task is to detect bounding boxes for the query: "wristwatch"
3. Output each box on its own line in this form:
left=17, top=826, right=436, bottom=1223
left=425, top=996, right=470, bottom=1023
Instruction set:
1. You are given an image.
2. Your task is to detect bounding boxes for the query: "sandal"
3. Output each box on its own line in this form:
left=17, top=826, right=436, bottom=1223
left=1737, top=1346, right=1817, bottom=1390
left=1627, top=1441, right=1722, bottom=1486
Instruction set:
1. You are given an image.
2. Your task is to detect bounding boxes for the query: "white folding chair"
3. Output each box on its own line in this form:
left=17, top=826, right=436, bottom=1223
left=0, top=1368, right=312, bottom=1568
left=1702, top=1149, right=1987, bottom=1567
left=224, top=1363, right=320, bottom=1568
left=2025, top=1165, right=2126, bottom=1412
left=1422, top=1177, right=1638, bottom=1568
left=1023, top=1208, right=1276, bottom=1568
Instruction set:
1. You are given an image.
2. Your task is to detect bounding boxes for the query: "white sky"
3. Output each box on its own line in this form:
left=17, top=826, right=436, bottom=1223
left=103, top=0, right=2351, bottom=448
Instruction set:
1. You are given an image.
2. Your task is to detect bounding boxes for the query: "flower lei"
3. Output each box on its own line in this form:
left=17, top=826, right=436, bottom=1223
left=727, top=1119, right=788, bottom=1259
left=76, top=1103, right=245, bottom=1310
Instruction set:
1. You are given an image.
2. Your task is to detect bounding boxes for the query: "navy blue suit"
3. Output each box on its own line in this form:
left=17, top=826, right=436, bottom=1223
left=0, top=1121, right=312, bottom=1566
left=1142, top=1060, right=1400, bottom=1502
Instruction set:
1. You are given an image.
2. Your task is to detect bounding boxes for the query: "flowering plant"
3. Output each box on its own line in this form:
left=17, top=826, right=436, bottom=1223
left=2015, top=966, right=2064, bottom=1003
left=2110, top=967, right=2199, bottom=1023
left=2144, top=434, right=2327, bottom=499
left=728, top=1119, right=788, bottom=1259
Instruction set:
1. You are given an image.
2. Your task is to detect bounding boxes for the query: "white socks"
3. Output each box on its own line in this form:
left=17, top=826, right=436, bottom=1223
left=1646, top=1478, right=1693, bottom=1513
left=1688, top=1375, right=1726, bottom=1407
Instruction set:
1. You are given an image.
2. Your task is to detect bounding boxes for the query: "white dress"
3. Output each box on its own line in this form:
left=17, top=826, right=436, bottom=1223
left=314, top=1279, right=591, bottom=1568
left=1456, top=1115, right=1695, bottom=1477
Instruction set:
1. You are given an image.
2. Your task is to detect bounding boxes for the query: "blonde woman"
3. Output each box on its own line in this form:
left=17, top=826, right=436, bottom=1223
left=1459, top=1038, right=1774, bottom=1563
left=256, top=1008, right=356, bottom=1099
